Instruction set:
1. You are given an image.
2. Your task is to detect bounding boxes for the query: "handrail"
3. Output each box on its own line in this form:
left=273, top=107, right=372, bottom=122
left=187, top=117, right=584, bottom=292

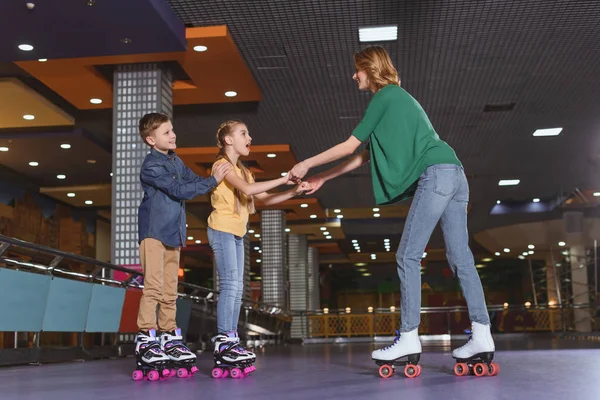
left=0, top=233, right=289, bottom=317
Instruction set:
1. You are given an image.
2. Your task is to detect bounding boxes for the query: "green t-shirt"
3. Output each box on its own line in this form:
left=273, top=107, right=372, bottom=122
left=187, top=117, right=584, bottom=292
left=352, top=84, right=461, bottom=205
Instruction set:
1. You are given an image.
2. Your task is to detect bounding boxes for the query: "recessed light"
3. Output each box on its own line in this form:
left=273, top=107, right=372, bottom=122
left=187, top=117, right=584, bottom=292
left=533, top=128, right=562, bottom=137
left=300, top=204, right=308, bottom=208
left=38, top=58, right=47, bottom=62
left=496, top=200, right=501, bottom=204
left=373, top=208, right=380, bottom=212
left=326, top=235, right=332, bottom=239
left=503, top=248, right=510, bottom=253
left=61, top=144, right=71, bottom=149
left=495, top=252, right=501, bottom=256
left=533, top=198, right=540, bottom=203
left=90, top=98, right=102, bottom=104
left=358, top=25, right=398, bottom=42
left=281, top=172, right=287, bottom=177
left=558, top=241, right=566, bottom=247
left=193, top=45, right=208, bottom=52
left=323, top=231, right=329, bottom=235
left=23, top=114, right=35, bottom=120
left=110, top=172, right=113, bottom=177
left=523, top=252, right=529, bottom=256
left=255, top=234, right=261, bottom=238
left=321, top=227, right=327, bottom=231
left=482, top=258, right=493, bottom=262
left=195, top=240, right=201, bottom=244
left=87, top=159, right=96, bottom=164
left=498, top=179, right=520, bottom=186
left=28, top=161, right=38, bottom=167
left=121, top=38, right=132, bottom=44
left=352, top=239, right=358, bottom=243
left=475, top=264, right=485, bottom=269
left=187, top=236, right=194, bottom=240
left=310, top=214, right=317, bottom=219
left=248, top=229, right=255, bottom=233
left=67, top=193, right=75, bottom=198
left=384, top=239, right=390, bottom=242
left=57, top=174, right=66, bottom=179
left=518, top=255, right=525, bottom=260
left=0, top=147, right=8, bottom=152
left=373, top=213, right=380, bottom=218
left=225, top=91, right=237, bottom=97
left=422, top=252, right=427, bottom=258
left=528, top=250, right=534, bottom=255
left=85, top=200, right=93, bottom=205
left=594, top=192, right=600, bottom=197
left=334, top=209, right=341, bottom=213
left=267, top=153, right=276, bottom=158
left=18, top=44, right=34, bottom=51
left=528, top=244, right=535, bottom=249
left=337, top=215, right=344, bottom=219
left=256, top=259, right=262, bottom=263
left=285, top=228, right=290, bottom=232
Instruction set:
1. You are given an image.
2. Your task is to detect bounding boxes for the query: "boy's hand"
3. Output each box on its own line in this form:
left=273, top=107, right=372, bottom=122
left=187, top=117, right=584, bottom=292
left=294, top=181, right=312, bottom=194
left=212, top=162, right=233, bottom=183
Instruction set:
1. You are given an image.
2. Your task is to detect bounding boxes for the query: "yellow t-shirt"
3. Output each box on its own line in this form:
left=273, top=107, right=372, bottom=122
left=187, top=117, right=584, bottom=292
left=207, top=159, right=254, bottom=237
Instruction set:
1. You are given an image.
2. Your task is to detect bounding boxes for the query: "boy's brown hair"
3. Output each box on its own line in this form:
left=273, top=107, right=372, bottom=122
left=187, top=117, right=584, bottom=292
left=139, top=112, right=170, bottom=146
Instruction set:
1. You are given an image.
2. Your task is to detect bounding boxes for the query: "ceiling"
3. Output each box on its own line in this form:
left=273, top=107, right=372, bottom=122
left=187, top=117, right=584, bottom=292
left=1, top=0, right=600, bottom=269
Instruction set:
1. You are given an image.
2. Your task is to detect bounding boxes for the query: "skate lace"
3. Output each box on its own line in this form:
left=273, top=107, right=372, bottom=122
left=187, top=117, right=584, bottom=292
left=382, top=330, right=402, bottom=351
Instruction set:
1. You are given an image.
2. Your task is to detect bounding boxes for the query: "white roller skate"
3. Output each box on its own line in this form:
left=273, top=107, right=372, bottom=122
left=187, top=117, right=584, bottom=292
left=159, top=328, right=199, bottom=378
left=452, top=322, right=499, bottom=377
left=371, top=329, right=422, bottom=378
left=132, top=329, right=171, bottom=381
left=211, top=333, right=256, bottom=379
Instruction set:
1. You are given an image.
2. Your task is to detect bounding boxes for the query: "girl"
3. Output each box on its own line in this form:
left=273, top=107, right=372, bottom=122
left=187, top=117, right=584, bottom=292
left=289, top=46, right=495, bottom=371
left=207, top=120, right=309, bottom=375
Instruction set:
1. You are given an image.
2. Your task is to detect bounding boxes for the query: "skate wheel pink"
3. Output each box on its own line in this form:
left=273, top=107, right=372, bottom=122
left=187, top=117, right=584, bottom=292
left=222, top=369, right=229, bottom=378
left=147, top=370, right=160, bottom=381
left=169, top=369, right=176, bottom=378
left=177, top=368, right=189, bottom=378
left=244, top=366, right=255, bottom=375
left=230, top=368, right=243, bottom=379
left=132, top=370, right=144, bottom=381
left=211, top=368, right=224, bottom=379
left=162, top=369, right=172, bottom=378
left=190, top=366, right=198, bottom=375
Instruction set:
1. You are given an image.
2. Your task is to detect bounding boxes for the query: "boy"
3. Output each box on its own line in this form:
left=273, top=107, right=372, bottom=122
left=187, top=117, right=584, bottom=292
left=133, top=112, right=231, bottom=378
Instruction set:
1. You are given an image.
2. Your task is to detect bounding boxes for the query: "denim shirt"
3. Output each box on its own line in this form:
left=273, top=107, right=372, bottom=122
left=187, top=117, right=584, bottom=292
left=138, top=148, right=217, bottom=248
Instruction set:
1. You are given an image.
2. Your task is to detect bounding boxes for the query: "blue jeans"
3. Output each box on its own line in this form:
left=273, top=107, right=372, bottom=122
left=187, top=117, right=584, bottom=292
left=396, top=164, right=490, bottom=332
left=208, top=227, right=245, bottom=334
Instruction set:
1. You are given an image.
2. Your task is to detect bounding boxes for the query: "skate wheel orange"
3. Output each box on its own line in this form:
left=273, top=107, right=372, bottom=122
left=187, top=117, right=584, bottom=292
left=404, top=364, right=419, bottom=378
left=473, top=363, right=487, bottom=377
left=378, top=364, right=394, bottom=378
left=454, top=363, right=469, bottom=376
left=415, top=364, right=422, bottom=377
left=489, top=362, right=500, bottom=376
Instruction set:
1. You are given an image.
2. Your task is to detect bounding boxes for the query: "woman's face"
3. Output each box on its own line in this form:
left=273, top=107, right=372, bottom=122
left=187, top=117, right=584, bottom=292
left=352, top=69, right=371, bottom=91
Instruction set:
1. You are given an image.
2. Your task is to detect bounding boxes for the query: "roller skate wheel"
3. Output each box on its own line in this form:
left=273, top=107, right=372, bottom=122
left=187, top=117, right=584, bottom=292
left=162, top=369, right=171, bottom=378
left=244, top=365, right=256, bottom=375
left=489, top=362, right=500, bottom=376
left=147, top=370, right=160, bottom=381
left=211, top=368, right=224, bottom=379
left=454, top=363, right=469, bottom=376
left=190, top=366, right=199, bottom=375
left=168, top=369, right=176, bottom=378
left=473, top=363, right=487, bottom=377
left=222, top=369, right=230, bottom=378
left=415, top=364, right=422, bottom=377
left=378, top=364, right=394, bottom=379
left=177, top=368, right=189, bottom=378
left=132, top=370, right=143, bottom=381
left=230, top=368, right=243, bottom=379
left=404, top=364, right=419, bottom=378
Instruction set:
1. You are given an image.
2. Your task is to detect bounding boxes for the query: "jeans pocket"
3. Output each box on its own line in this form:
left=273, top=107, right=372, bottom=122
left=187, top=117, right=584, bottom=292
left=433, top=167, right=458, bottom=197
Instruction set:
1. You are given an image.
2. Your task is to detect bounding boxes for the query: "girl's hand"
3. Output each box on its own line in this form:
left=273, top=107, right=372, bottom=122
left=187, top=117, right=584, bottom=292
left=295, top=181, right=312, bottom=194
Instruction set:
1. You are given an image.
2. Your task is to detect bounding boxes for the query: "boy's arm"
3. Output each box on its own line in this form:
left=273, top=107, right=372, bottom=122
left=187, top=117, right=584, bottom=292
left=141, top=164, right=218, bottom=200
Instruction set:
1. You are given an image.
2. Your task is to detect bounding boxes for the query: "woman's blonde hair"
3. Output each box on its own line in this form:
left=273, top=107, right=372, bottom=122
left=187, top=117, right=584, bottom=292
left=215, top=120, right=256, bottom=215
left=353, top=46, right=400, bottom=91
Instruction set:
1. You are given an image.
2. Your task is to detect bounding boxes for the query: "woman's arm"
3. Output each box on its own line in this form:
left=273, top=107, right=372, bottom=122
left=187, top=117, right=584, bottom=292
left=290, top=136, right=362, bottom=180
left=305, top=150, right=370, bottom=195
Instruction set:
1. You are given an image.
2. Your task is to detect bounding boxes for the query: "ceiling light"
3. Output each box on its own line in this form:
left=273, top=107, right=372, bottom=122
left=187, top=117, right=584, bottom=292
left=496, top=200, right=501, bottom=204
left=255, top=234, right=261, bottom=238
left=326, top=235, right=332, bottom=239
left=495, top=252, right=501, bottom=256
left=321, top=227, right=327, bottom=231
left=18, top=44, right=34, bottom=51
left=90, top=98, right=102, bottom=104
left=281, top=172, right=287, bottom=177
left=301, top=204, right=308, bottom=208
left=503, top=248, right=510, bottom=253
left=528, top=244, right=535, bottom=249
left=384, top=238, right=390, bottom=242
left=533, top=128, right=562, bottom=137
left=373, top=208, right=380, bottom=212
left=334, top=209, right=341, bottom=213
left=362, top=272, right=372, bottom=277
left=85, top=200, right=93, bottom=205
left=475, top=264, right=485, bottom=269
left=193, top=45, right=208, bottom=52
left=0, top=147, right=8, bottom=152
left=518, top=255, right=525, bottom=260
left=359, top=25, right=398, bottom=42
left=110, top=172, right=113, bottom=177
left=528, top=250, right=534, bottom=255
left=356, top=249, right=361, bottom=252
left=60, top=144, right=71, bottom=149
left=323, top=231, right=329, bottom=235
left=225, top=91, right=237, bottom=97
left=23, top=114, right=35, bottom=120
left=187, top=236, right=193, bottom=240
left=67, top=193, right=75, bottom=197
left=533, top=198, right=540, bottom=203
left=57, top=174, right=66, bottom=179
left=337, top=215, right=344, bottom=219
left=373, top=213, right=380, bottom=217
left=195, top=240, right=201, bottom=244
left=257, top=259, right=262, bottom=263
left=523, top=252, right=529, bottom=256
left=29, top=161, right=38, bottom=167
left=38, top=58, right=47, bottom=62
left=310, top=214, right=317, bottom=219
left=422, top=252, right=427, bottom=258
left=498, top=179, right=520, bottom=186
left=87, top=159, right=96, bottom=164
left=482, top=258, right=493, bottom=262
left=267, top=153, right=276, bottom=158
left=594, top=192, right=600, bottom=197
left=558, top=241, right=566, bottom=247
left=248, top=229, right=255, bottom=233
left=285, top=228, right=290, bottom=232
left=352, top=239, right=358, bottom=243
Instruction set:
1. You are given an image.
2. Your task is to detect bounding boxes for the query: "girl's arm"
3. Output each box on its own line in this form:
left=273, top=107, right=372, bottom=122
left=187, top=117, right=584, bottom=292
left=223, top=169, right=290, bottom=196
left=255, top=183, right=310, bottom=206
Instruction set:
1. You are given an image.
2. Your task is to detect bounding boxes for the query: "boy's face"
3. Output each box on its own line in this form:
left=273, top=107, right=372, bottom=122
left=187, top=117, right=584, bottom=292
left=147, top=121, right=176, bottom=154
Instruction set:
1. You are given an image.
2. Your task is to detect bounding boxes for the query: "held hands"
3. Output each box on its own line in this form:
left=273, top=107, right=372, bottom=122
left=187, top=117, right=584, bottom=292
left=294, top=181, right=312, bottom=194
left=289, top=161, right=310, bottom=182
left=212, top=162, right=233, bottom=183
left=304, top=175, right=325, bottom=195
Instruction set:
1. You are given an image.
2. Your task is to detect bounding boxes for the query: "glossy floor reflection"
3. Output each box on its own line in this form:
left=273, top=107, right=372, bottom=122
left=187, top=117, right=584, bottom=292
left=1, top=336, right=600, bottom=400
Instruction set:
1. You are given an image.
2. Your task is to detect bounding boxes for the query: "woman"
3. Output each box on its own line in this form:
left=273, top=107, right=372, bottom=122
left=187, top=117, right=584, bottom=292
left=289, top=46, right=495, bottom=367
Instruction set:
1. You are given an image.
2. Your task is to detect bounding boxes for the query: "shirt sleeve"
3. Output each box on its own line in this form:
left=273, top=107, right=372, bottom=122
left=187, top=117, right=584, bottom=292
left=141, top=163, right=217, bottom=200
left=351, top=93, right=386, bottom=142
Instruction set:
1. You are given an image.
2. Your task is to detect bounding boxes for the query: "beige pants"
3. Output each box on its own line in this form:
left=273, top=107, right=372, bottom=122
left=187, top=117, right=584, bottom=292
left=136, top=238, right=180, bottom=332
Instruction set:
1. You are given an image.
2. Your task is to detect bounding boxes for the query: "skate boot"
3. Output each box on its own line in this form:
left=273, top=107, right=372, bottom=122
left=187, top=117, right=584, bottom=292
left=159, top=328, right=199, bottom=378
left=211, top=332, right=256, bottom=379
left=232, top=331, right=257, bottom=363
left=131, top=329, right=171, bottom=381
left=452, top=322, right=499, bottom=377
left=371, top=329, right=422, bottom=378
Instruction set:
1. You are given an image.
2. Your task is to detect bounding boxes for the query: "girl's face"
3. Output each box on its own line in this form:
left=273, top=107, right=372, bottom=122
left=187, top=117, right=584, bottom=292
left=353, top=69, right=371, bottom=91
left=225, top=123, right=252, bottom=157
